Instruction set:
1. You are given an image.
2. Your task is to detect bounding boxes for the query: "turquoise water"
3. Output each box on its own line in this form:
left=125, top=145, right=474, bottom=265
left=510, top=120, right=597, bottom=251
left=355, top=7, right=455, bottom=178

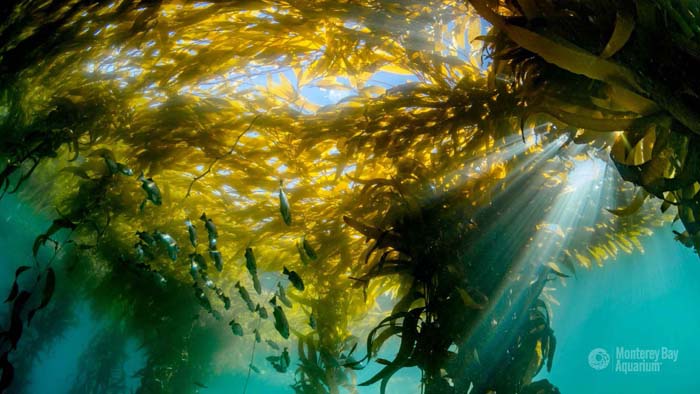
left=4, top=193, right=700, bottom=393
left=539, top=228, right=700, bottom=394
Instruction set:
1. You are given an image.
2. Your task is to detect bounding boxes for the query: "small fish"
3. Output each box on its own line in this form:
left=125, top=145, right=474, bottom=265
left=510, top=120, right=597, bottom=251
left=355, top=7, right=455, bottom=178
left=189, top=262, right=199, bottom=281
left=106, top=156, right=132, bottom=176
left=296, top=240, right=312, bottom=265
left=245, top=248, right=262, bottom=294
left=254, top=328, right=262, bottom=343
left=94, top=149, right=133, bottom=176
left=215, top=287, right=231, bottom=310
left=281, top=348, right=290, bottom=369
left=266, top=339, right=280, bottom=350
left=252, top=275, right=261, bottom=296
left=193, top=381, right=208, bottom=389
left=245, top=247, right=258, bottom=274
left=235, top=281, right=256, bottom=312
left=189, top=254, right=199, bottom=281
left=256, top=304, right=268, bottom=319
left=153, top=271, right=167, bottom=286
left=136, top=231, right=156, bottom=246
left=200, top=213, right=218, bottom=238
left=266, top=348, right=290, bottom=373
left=229, top=319, right=244, bottom=336
left=193, top=252, right=208, bottom=271
left=134, top=242, right=148, bottom=261
left=102, top=154, right=118, bottom=174
left=116, top=162, right=133, bottom=176
left=194, top=284, right=212, bottom=312
left=265, top=356, right=284, bottom=373
left=301, top=236, right=318, bottom=261
left=249, top=364, right=260, bottom=374
left=309, top=313, right=316, bottom=329
left=279, top=180, right=292, bottom=226
left=209, top=250, right=223, bottom=272
left=282, top=266, right=304, bottom=291
left=185, top=219, right=198, bottom=247
left=276, top=283, right=292, bottom=308
left=138, top=172, right=162, bottom=206
left=270, top=296, right=290, bottom=339
left=201, top=272, right=214, bottom=289
left=154, top=230, right=179, bottom=261
left=194, top=285, right=205, bottom=299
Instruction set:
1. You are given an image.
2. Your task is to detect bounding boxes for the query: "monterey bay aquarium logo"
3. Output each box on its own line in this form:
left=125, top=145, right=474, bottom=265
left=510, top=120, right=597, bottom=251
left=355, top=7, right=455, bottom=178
left=588, top=347, right=679, bottom=373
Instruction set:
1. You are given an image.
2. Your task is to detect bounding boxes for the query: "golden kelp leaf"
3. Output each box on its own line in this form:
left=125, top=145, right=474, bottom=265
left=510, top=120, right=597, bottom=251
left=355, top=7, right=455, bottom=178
left=379, top=64, right=415, bottom=76
left=471, top=0, right=643, bottom=93
left=611, top=127, right=656, bottom=166
left=574, top=252, right=591, bottom=269
left=606, top=188, right=648, bottom=216
left=490, top=162, right=507, bottom=179
left=546, top=262, right=570, bottom=278
left=632, top=128, right=656, bottom=165
left=542, top=104, right=640, bottom=132
left=614, top=235, right=634, bottom=253
left=603, top=84, right=659, bottom=116
left=610, top=134, right=628, bottom=164
left=453, top=19, right=466, bottom=51
left=600, top=11, right=635, bottom=59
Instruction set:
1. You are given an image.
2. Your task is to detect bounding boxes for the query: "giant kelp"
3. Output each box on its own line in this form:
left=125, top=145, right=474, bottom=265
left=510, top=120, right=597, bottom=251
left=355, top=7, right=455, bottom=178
left=0, top=1, right=693, bottom=393
left=471, top=0, right=700, bottom=250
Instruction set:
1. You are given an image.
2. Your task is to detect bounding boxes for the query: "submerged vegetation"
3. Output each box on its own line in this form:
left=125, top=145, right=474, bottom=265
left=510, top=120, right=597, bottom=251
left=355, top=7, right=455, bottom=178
left=0, top=0, right=698, bottom=393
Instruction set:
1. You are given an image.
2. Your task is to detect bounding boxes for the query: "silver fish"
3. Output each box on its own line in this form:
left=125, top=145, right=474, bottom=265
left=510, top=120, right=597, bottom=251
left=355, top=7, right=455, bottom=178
left=270, top=296, right=289, bottom=339
left=200, top=213, right=218, bottom=238
left=138, top=172, right=162, bottom=206
left=279, top=180, right=291, bottom=226
left=154, top=230, right=178, bottom=261
left=245, top=247, right=261, bottom=294
left=210, top=250, right=223, bottom=272
left=185, top=219, right=197, bottom=247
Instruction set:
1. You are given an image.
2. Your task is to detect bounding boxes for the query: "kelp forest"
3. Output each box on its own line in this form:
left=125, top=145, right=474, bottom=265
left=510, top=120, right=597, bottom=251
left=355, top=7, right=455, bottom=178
left=1, top=1, right=699, bottom=393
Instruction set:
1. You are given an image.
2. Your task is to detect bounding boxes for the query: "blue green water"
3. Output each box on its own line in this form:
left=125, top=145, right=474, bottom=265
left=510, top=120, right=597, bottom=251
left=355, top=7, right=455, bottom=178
left=3, top=192, right=700, bottom=393
left=539, top=227, right=700, bottom=394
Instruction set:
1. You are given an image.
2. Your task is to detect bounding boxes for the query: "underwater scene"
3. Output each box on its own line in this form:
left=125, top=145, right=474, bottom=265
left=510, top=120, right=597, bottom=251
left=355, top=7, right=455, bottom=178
left=1, top=1, right=700, bottom=393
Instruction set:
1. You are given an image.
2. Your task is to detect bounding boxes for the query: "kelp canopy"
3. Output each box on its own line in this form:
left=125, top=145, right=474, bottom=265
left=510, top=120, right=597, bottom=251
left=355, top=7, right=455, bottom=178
left=0, top=0, right=698, bottom=393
